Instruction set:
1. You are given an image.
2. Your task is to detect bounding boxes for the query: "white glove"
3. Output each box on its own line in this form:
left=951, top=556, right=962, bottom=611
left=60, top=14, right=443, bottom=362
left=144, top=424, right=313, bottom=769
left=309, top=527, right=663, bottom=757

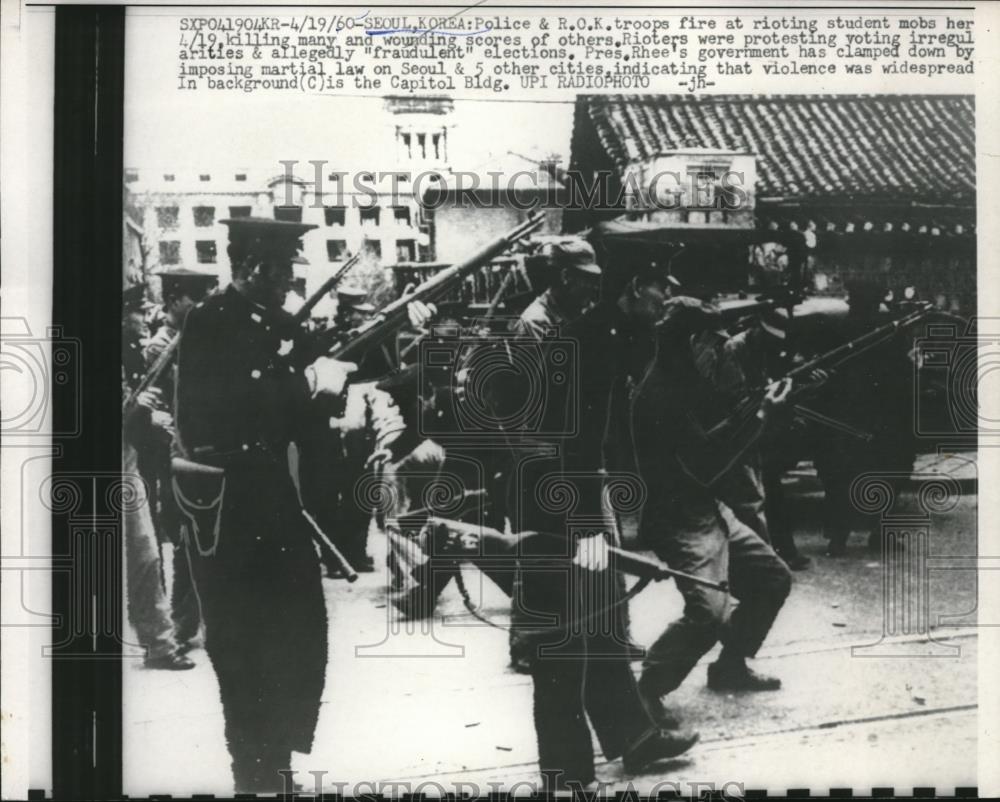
left=406, top=300, right=437, bottom=329
left=572, top=532, right=611, bottom=572
left=758, top=376, right=793, bottom=424
left=307, top=357, right=357, bottom=397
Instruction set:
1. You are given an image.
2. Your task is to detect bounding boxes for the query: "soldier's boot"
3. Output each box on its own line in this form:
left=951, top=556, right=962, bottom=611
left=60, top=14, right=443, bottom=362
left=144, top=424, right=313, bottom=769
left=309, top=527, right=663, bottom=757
left=621, top=724, right=700, bottom=775
left=707, top=654, right=781, bottom=692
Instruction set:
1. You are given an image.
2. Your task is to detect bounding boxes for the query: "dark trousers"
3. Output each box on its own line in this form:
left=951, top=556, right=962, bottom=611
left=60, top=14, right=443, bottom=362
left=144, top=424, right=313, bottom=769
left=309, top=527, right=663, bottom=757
left=814, top=436, right=914, bottom=547
left=182, top=477, right=328, bottom=794
left=762, top=463, right=802, bottom=559
left=642, top=502, right=791, bottom=695
left=518, top=536, right=649, bottom=788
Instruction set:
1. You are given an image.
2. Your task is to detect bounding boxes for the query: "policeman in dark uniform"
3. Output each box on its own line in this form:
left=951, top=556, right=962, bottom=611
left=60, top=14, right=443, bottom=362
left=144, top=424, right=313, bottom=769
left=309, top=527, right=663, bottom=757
left=173, top=217, right=358, bottom=792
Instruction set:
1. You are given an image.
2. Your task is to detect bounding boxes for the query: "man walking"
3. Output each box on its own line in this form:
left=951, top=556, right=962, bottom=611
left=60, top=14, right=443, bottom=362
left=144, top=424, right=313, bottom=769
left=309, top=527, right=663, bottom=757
left=631, top=298, right=793, bottom=726
left=501, top=243, right=698, bottom=790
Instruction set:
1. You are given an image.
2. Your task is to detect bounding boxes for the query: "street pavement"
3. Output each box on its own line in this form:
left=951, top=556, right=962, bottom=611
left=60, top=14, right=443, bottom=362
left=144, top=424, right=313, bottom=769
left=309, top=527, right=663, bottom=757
left=124, top=464, right=979, bottom=796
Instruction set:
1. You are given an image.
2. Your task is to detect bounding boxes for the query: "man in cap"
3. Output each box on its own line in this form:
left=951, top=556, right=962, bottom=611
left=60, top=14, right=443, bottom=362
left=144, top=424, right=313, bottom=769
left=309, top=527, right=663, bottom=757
left=499, top=239, right=603, bottom=673
left=145, top=267, right=220, bottom=378
left=173, top=217, right=362, bottom=792
left=122, top=283, right=195, bottom=671
left=629, top=297, right=793, bottom=735
left=515, top=239, right=602, bottom=339
left=496, top=244, right=699, bottom=790
left=123, top=284, right=154, bottom=389
left=334, top=285, right=373, bottom=333
left=142, top=267, right=219, bottom=653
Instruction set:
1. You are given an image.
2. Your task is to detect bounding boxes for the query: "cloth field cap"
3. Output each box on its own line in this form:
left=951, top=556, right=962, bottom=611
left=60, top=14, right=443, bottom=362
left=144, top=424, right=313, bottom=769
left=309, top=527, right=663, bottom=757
left=550, top=239, right=602, bottom=278
left=337, top=285, right=370, bottom=311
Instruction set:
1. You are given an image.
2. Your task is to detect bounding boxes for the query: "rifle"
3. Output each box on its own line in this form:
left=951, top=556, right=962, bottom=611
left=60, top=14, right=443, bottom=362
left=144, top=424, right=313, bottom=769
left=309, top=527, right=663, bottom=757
left=675, top=302, right=936, bottom=487
left=713, top=302, right=936, bottom=434
left=293, top=252, right=361, bottom=325
left=329, top=212, right=545, bottom=363
left=122, top=333, right=180, bottom=415
left=411, top=516, right=729, bottom=592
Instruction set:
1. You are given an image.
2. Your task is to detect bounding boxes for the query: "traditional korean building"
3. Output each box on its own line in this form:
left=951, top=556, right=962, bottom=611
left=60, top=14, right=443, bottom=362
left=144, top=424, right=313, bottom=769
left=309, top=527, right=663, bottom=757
left=568, top=94, right=976, bottom=313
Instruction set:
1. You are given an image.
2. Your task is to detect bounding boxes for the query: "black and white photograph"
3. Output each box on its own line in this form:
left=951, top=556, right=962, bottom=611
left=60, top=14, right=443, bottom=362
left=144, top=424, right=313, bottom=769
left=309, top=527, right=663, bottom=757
left=2, top=2, right=999, bottom=799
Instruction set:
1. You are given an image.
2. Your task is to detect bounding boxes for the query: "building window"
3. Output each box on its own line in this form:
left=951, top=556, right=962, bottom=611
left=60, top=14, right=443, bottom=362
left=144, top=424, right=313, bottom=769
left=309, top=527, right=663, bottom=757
left=156, top=206, right=180, bottom=230
left=688, top=166, right=724, bottom=209
left=417, top=133, right=426, bottom=160
left=235, top=173, right=247, bottom=182
left=362, top=239, right=381, bottom=259
left=228, top=206, right=252, bottom=218
left=400, top=131, right=412, bottom=159
left=326, top=240, right=348, bottom=261
left=125, top=169, right=139, bottom=183
left=396, top=239, right=416, bottom=262
left=274, top=206, right=303, bottom=223
left=432, top=132, right=444, bottom=160
left=193, top=206, right=215, bottom=227
left=199, top=174, right=211, bottom=182
left=359, top=206, right=380, bottom=227
left=195, top=241, right=217, bottom=264
left=158, top=240, right=181, bottom=265
left=163, top=173, right=175, bottom=182
left=393, top=206, right=411, bottom=226
left=324, top=206, right=346, bottom=226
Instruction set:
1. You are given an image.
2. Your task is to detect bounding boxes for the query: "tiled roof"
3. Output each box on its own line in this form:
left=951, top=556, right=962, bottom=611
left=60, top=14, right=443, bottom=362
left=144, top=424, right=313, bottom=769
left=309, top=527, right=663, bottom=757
left=571, top=95, right=975, bottom=206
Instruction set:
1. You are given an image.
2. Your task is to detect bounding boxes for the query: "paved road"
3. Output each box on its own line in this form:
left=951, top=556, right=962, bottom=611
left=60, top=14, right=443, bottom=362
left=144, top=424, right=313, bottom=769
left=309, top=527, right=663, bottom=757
left=123, top=485, right=979, bottom=796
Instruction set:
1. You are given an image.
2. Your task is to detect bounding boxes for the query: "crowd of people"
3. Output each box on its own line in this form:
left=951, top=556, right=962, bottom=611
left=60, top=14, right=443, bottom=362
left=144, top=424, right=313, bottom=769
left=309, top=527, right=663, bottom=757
left=121, top=216, right=922, bottom=793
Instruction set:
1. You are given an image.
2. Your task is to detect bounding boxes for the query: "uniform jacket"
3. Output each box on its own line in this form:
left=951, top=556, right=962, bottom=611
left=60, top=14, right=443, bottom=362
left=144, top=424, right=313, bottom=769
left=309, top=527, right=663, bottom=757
left=176, top=285, right=311, bottom=469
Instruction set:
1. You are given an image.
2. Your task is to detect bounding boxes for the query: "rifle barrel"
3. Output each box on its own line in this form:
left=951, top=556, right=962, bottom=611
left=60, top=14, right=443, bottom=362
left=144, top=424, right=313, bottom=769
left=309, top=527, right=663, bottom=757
left=293, top=252, right=361, bottom=324
left=330, top=212, right=544, bottom=362
left=122, top=333, right=181, bottom=414
left=787, top=302, right=933, bottom=382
